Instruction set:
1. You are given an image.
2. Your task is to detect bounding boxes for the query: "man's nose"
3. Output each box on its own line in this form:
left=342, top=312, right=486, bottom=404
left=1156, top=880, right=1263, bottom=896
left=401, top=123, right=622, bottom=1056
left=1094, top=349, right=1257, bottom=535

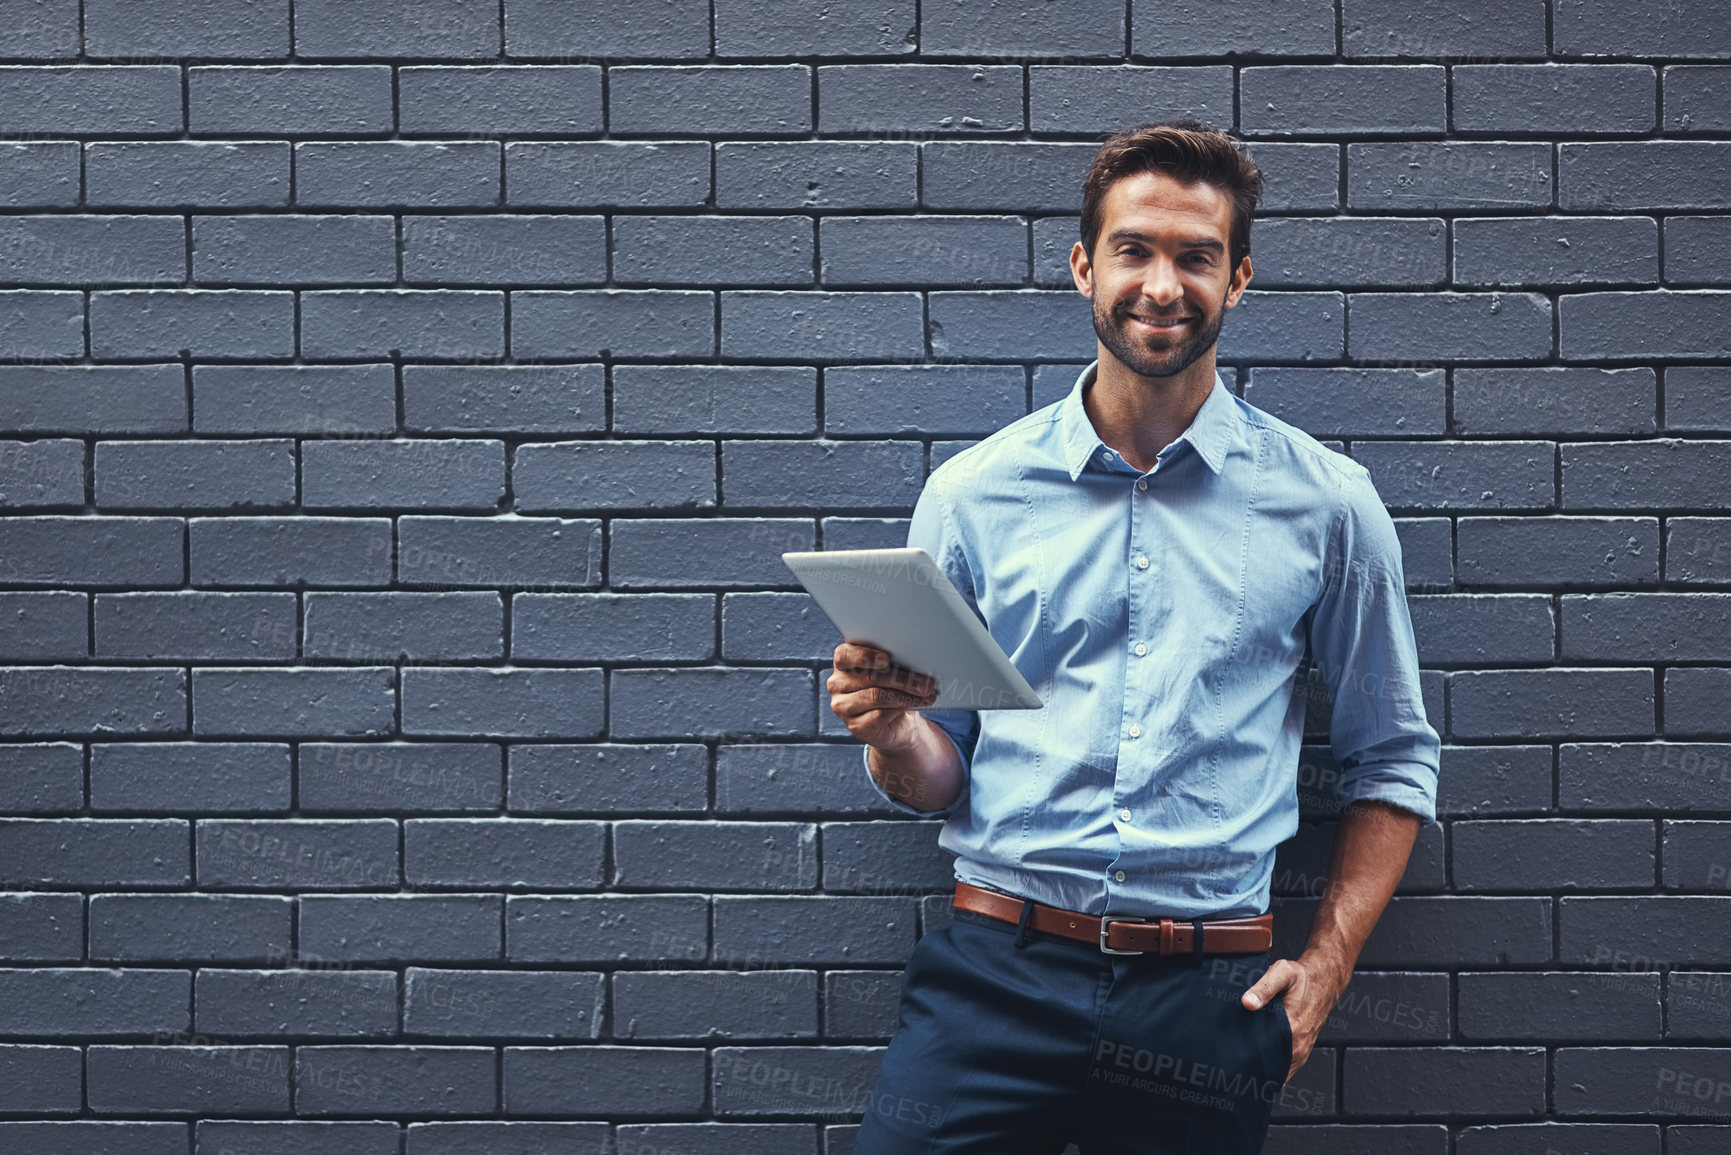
left=1141, top=257, right=1184, bottom=307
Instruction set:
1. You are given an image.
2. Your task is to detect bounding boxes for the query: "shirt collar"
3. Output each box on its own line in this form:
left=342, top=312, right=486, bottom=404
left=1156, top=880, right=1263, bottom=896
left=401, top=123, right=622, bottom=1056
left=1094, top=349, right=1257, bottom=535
left=1056, top=359, right=1237, bottom=482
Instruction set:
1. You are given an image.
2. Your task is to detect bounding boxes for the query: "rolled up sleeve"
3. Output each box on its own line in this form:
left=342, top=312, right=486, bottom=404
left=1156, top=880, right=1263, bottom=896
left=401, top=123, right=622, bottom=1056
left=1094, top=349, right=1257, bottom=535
left=1305, top=466, right=1443, bottom=825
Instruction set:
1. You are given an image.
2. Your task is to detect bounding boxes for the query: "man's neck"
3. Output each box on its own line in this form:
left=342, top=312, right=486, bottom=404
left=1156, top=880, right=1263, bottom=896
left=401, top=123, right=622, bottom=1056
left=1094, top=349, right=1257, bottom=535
left=1082, top=347, right=1219, bottom=474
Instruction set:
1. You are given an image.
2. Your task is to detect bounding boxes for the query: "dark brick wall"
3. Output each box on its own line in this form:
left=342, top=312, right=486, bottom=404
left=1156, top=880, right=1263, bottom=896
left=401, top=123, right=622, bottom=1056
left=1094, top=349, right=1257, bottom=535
left=0, top=1, right=1728, bottom=1152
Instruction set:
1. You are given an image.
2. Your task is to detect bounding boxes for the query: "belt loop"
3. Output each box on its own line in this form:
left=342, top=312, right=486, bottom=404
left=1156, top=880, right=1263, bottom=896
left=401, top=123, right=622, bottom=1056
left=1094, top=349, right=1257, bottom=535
left=1013, top=898, right=1036, bottom=949
left=1191, top=918, right=1206, bottom=967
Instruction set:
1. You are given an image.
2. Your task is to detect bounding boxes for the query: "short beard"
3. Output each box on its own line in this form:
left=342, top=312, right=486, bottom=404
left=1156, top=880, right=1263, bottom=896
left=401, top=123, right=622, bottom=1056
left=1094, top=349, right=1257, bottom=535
left=1092, top=288, right=1228, bottom=379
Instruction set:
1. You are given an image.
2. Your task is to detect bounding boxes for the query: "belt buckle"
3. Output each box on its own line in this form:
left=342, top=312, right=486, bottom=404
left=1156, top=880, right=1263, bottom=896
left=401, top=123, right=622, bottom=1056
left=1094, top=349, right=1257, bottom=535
left=1099, top=914, right=1157, bottom=955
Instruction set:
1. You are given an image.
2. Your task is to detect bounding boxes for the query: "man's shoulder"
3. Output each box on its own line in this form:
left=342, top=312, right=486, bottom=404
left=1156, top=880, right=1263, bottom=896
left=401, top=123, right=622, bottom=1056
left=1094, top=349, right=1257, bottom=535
left=926, top=399, right=1067, bottom=491
left=1230, top=391, right=1371, bottom=491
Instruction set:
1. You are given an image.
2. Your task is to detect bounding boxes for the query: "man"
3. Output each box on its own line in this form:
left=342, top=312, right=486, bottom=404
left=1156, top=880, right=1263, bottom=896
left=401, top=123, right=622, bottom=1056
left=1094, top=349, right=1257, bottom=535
left=829, top=119, right=1441, bottom=1154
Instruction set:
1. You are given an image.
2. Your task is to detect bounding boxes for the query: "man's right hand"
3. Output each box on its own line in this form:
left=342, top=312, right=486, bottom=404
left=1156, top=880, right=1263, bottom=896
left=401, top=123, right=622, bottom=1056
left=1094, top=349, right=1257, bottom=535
left=826, top=642, right=938, bottom=750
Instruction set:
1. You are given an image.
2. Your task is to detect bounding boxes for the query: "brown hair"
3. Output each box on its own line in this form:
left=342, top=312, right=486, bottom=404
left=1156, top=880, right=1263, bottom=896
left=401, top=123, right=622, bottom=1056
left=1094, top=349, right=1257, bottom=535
left=1079, top=118, right=1264, bottom=271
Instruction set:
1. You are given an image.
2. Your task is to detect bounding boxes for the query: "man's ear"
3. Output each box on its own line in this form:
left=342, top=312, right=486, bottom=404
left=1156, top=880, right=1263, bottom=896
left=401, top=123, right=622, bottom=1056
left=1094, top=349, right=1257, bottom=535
left=1069, top=240, right=1093, bottom=298
left=1224, top=255, right=1253, bottom=309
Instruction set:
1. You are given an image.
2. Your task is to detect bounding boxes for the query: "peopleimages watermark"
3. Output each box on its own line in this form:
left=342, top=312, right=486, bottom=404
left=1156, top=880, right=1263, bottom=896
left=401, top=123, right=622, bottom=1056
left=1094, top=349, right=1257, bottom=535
left=1089, top=1039, right=1324, bottom=1115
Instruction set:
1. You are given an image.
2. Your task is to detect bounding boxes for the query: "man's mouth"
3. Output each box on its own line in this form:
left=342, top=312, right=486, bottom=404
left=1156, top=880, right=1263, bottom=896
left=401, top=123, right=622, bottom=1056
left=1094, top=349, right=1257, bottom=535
left=1127, top=312, right=1194, bottom=331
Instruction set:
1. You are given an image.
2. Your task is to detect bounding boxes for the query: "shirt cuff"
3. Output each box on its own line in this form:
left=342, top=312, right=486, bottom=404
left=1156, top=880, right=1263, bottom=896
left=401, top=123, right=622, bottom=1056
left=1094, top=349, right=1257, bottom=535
left=1335, top=771, right=1438, bottom=827
left=860, top=732, right=968, bottom=819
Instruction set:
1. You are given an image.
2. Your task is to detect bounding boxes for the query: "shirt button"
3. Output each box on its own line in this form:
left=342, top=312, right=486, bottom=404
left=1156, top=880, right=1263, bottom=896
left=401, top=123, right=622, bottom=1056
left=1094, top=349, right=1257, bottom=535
left=1136, top=479, right=1148, bottom=492
left=1114, top=870, right=1127, bottom=883
left=1119, top=808, right=1132, bottom=822
left=1133, top=642, right=1147, bottom=657
left=1127, top=723, right=1142, bottom=738
left=1133, top=555, right=1149, bottom=570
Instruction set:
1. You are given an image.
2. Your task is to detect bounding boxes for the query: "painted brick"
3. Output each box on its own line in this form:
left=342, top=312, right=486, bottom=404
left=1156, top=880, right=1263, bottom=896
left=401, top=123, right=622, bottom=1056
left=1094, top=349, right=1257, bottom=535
left=1407, top=594, right=1554, bottom=666
left=611, top=66, right=811, bottom=135
left=1562, top=593, right=1731, bottom=662
left=83, top=0, right=287, bottom=58
left=294, top=0, right=499, bottom=59
left=715, top=0, right=913, bottom=56
left=722, top=291, right=923, bottom=361
left=1216, top=290, right=1345, bottom=362
left=1454, top=217, right=1658, bottom=287
left=1666, top=368, right=1731, bottom=432
left=401, top=668, right=605, bottom=739
left=821, top=216, right=1026, bottom=288
left=1252, top=143, right=1341, bottom=212
left=405, top=818, right=604, bottom=889
left=95, top=591, right=296, bottom=660
left=399, top=66, right=602, bottom=135
left=1242, top=66, right=1446, bottom=136
left=0, top=590, right=83, bottom=658
left=398, top=516, right=602, bottom=589
left=0, top=0, right=80, bottom=58
left=721, top=592, right=839, bottom=661
left=1351, top=440, right=1554, bottom=512
left=1665, top=217, right=1731, bottom=286
left=0, top=66, right=182, bottom=136
left=713, top=896, right=917, bottom=965
left=304, top=592, right=503, bottom=661
left=195, top=818, right=400, bottom=891
left=196, top=968, right=397, bottom=1037
left=91, top=742, right=291, bottom=814
left=295, top=1046, right=495, bottom=1116
left=86, top=141, right=288, bottom=208
left=614, top=820, right=816, bottom=890
left=299, top=742, right=502, bottom=814
left=1560, top=743, right=1731, bottom=812
left=1342, top=1048, right=1545, bottom=1117
left=1130, top=0, right=1335, bottom=56
left=504, top=1046, right=705, bottom=1116
left=505, top=0, right=710, bottom=59
left=188, top=516, right=392, bottom=587
left=1348, top=142, right=1552, bottom=210
left=1453, top=64, right=1655, bottom=134
left=715, top=744, right=902, bottom=816
left=1455, top=820, right=1655, bottom=892
left=193, top=215, right=397, bottom=286
left=506, top=895, right=709, bottom=964
left=199, top=1123, right=403, bottom=1154
left=716, top=142, right=917, bottom=210
left=507, top=141, right=710, bottom=208
left=1555, top=0, right=1731, bottom=58
left=407, top=1122, right=612, bottom=1154
left=403, top=215, right=606, bottom=287
left=1030, top=66, right=1232, bottom=135
left=513, top=290, right=714, bottom=359
left=1663, top=669, right=1731, bottom=739
left=615, top=216, right=813, bottom=287
left=507, top=743, right=709, bottom=814
left=511, top=593, right=715, bottom=663
left=1560, top=143, right=1731, bottom=211
left=1450, top=668, right=1654, bottom=740
left=89, top=894, right=291, bottom=962
left=300, top=290, right=506, bottom=360
left=404, top=968, right=602, bottom=1038
left=0, top=968, right=188, bottom=1036
left=90, top=291, right=294, bottom=360
left=927, top=290, right=1094, bottom=361
left=0, top=668, right=187, bottom=738
left=824, top=364, right=1025, bottom=436
left=1252, top=217, right=1445, bottom=288
left=95, top=439, right=294, bottom=511
left=613, top=366, right=816, bottom=436
left=1349, top=292, right=1552, bottom=362
left=516, top=439, right=715, bottom=511
left=1562, top=441, right=1731, bottom=509
left=818, top=64, right=1021, bottom=134
left=299, top=894, right=503, bottom=963
left=0, top=742, right=84, bottom=813
left=0, top=516, right=183, bottom=586
left=0, top=1044, right=81, bottom=1113
left=87, top=1045, right=290, bottom=1113
left=1343, top=0, right=1547, bottom=57
left=0, top=291, right=82, bottom=361
left=1244, top=368, right=1445, bottom=437
left=0, top=142, right=80, bottom=207
left=1665, top=65, right=1731, bottom=133
left=1457, top=516, right=1659, bottom=588
left=295, top=142, right=500, bottom=208
left=0, top=215, right=184, bottom=286
left=404, top=364, right=604, bottom=434
left=189, top=65, right=393, bottom=136
left=610, top=668, right=814, bottom=739
left=1455, top=367, right=1655, bottom=438
left=1668, top=518, right=1731, bottom=584
left=922, top=142, right=1096, bottom=212
left=921, top=0, right=1122, bottom=57
left=191, top=667, right=396, bottom=738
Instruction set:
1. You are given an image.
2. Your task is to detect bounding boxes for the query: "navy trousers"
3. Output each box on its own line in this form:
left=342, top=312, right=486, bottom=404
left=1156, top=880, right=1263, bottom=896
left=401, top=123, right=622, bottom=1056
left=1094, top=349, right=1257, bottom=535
left=852, top=904, right=1295, bottom=1155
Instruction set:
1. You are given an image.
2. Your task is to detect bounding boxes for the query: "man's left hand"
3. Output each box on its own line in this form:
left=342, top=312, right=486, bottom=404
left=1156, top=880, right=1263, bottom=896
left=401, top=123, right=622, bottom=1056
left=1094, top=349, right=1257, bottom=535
left=1239, top=954, right=1348, bottom=1085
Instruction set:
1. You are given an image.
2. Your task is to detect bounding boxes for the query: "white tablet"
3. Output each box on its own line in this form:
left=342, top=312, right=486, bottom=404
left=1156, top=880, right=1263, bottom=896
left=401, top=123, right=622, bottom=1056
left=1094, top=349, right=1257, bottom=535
left=782, top=547, right=1044, bottom=711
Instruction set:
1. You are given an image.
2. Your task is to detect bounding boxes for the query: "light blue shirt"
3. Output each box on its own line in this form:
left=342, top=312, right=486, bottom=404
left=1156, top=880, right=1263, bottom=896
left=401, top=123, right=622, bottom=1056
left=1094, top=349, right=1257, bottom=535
left=863, top=360, right=1441, bottom=920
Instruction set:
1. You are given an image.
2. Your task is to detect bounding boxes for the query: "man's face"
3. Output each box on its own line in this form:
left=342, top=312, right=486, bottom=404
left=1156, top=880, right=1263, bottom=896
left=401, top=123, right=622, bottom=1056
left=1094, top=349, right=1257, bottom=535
left=1070, top=170, right=1253, bottom=379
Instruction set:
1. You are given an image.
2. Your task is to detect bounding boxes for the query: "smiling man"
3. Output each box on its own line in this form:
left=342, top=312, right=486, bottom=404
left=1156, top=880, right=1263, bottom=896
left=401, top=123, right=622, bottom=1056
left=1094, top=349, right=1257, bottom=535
left=830, top=120, right=1441, bottom=1153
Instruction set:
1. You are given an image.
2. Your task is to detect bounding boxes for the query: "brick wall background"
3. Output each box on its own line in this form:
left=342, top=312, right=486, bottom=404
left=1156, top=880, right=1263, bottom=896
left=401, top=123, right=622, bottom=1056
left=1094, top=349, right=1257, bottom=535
left=0, top=1, right=1728, bottom=1152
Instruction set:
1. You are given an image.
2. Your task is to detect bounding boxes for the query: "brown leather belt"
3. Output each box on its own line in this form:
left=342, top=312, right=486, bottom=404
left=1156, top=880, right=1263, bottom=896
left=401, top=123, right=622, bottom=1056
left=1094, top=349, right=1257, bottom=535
left=954, top=881, right=1273, bottom=957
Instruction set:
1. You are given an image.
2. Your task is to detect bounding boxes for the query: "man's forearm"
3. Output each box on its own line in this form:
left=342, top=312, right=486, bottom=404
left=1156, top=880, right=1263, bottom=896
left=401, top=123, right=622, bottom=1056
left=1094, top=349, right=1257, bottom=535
left=1300, top=798, right=1422, bottom=991
left=867, top=715, right=966, bottom=814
